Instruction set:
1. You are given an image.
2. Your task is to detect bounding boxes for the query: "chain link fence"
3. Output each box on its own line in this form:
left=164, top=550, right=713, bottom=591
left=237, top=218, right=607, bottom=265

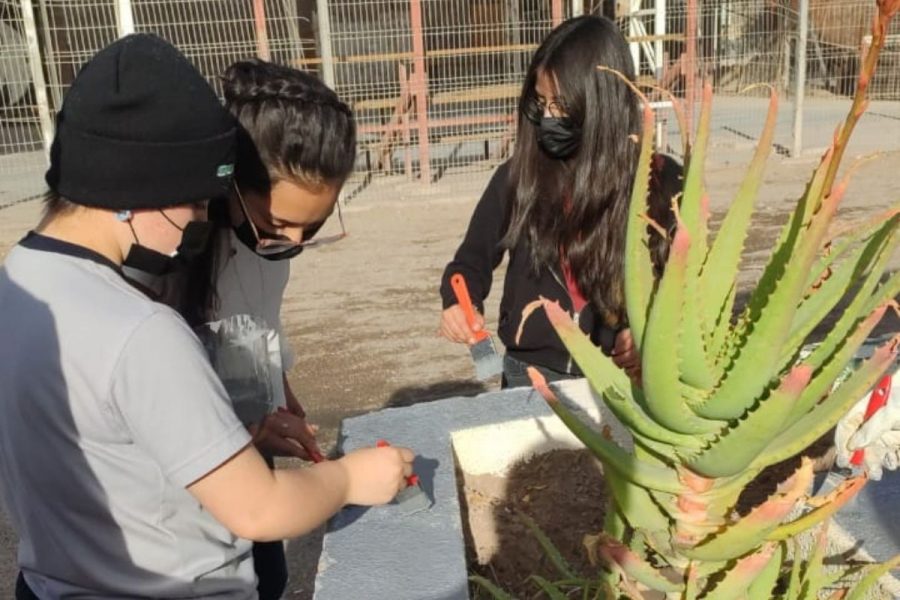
left=1, top=0, right=898, bottom=207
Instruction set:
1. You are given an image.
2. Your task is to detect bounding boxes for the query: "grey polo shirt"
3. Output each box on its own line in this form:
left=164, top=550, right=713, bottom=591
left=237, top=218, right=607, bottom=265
left=0, top=234, right=255, bottom=598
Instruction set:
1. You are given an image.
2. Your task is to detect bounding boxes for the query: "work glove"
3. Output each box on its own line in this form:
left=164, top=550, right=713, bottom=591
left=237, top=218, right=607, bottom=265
left=835, top=374, right=900, bottom=480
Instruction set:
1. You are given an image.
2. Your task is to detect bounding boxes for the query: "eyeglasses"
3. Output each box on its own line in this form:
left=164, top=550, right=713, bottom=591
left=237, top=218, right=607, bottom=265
left=523, top=96, right=568, bottom=125
left=234, top=183, right=347, bottom=256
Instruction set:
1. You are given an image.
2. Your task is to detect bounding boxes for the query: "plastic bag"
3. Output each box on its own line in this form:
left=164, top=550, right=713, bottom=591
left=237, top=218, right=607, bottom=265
left=196, top=314, right=285, bottom=427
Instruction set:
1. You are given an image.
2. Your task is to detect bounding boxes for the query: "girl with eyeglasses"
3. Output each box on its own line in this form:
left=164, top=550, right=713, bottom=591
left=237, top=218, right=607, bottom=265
left=167, top=58, right=356, bottom=599
left=439, top=15, right=683, bottom=389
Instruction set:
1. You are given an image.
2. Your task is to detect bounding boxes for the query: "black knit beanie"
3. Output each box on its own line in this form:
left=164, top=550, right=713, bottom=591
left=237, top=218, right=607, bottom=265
left=45, top=34, right=236, bottom=209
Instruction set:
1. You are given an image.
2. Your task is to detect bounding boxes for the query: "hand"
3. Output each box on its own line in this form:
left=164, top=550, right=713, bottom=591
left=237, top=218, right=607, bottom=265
left=249, top=410, right=321, bottom=461
left=835, top=376, right=900, bottom=480
left=339, top=445, right=416, bottom=506
left=283, top=379, right=324, bottom=461
left=611, top=328, right=642, bottom=385
left=439, top=304, right=484, bottom=345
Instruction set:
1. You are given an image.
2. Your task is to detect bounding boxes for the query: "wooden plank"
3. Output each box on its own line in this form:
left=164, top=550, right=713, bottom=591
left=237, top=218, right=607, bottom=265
left=431, top=83, right=520, bottom=105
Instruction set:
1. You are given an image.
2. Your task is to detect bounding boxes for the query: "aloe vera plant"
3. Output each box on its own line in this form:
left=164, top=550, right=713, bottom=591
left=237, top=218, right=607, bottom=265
left=519, top=1, right=900, bottom=597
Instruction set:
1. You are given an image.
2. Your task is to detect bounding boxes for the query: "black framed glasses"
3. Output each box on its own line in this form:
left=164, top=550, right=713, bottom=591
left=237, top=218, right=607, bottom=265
left=523, top=96, right=568, bottom=125
left=234, top=183, right=347, bottom=256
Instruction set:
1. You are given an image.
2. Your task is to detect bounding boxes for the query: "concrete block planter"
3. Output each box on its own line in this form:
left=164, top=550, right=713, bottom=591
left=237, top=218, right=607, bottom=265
left=313, top=379, right=900, bottom=599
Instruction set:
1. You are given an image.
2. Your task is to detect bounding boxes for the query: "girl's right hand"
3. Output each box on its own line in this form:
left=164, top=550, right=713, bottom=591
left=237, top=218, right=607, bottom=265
left=339, top=445, right=416, bottom=506
left=439, top=304, right=484, bottom=345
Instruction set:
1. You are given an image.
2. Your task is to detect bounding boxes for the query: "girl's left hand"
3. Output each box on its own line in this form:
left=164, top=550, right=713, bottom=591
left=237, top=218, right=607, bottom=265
left=611, top=328, right=642, bottom=386
left=249, top=410, right=323, bottom=461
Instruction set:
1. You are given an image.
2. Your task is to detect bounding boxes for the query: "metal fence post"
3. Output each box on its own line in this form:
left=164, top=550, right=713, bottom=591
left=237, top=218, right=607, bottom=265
left=115, top=0, right=135, bottom=37
left=571, top=0, right=583, bottom=18
left=409, top=0, right=431, bottom=183
left=252, top=0, right=271, bottom=60
left=655, top=0, right=666, bottom=80
left=19, top=0, right=53, bottom=161
left=792, top=0, right=808, bottom=158
left=551, top=0, right=563, bottom=27
left=315, top=0, right=336, bottom=89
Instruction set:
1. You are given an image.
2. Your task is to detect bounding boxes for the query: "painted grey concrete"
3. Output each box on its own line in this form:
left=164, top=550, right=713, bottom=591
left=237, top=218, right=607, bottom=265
left=314, top=386, right=551, bottom=600
left=317, top=379, right=900, bottom=600
left=831, top=470, right=900, bottom=563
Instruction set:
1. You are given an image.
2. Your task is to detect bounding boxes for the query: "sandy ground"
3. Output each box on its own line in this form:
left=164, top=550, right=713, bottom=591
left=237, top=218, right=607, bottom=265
left=0, top=145, right=898, bottom=597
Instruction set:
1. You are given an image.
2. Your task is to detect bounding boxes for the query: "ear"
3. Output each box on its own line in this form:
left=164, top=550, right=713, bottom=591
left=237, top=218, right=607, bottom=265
left=115, top=210, right=133, bottom=222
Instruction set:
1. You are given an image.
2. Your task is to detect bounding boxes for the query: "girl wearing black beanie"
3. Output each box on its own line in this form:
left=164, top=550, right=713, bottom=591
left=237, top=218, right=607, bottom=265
left=0, top=35, right=412, bottom=599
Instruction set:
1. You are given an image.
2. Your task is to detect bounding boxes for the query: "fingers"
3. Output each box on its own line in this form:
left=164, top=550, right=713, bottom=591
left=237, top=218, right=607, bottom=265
left=440, top=305, right=482, bottom=345
left=264, top=411, right=323, bottom=461
left=849, top=416, right=892, bottom=450
left=865, top=450, right=884, bottom=481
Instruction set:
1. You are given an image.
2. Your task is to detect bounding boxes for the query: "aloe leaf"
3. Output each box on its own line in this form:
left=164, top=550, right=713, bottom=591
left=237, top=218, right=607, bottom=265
left=602, top=384, right=706, bottom=450
left=787, top=216, right=898, bottom=346
left=767, top=476, right=866, bottom=541
left=528, top=575, right=569, bottom=599
left=783, top=216, right=899, bottom=370
left=681, top=82, right=712, bottom=271
left=844, top=554, right=900, bottom=600
left=687, top=364, right=812, bottom=479
left=755, top=335, right=898, bottom=470
left=624, top=104, right=658, bottom=350
left=517, top=511, right=577, bottom=580
left=697, top=171, right=852, bottom=421
left=641, top=224, right=724, bottom=434
left=677, top=83, right=717, bottom=389
left=697, top=543, right=779, bottom=600
left=785, top=540, right=803, bottom=600
left=796, top=268, right=900, bottom=384
left=605, top=467, right=672, bottom=533
left=541, top=299, right=633, bottom=400
left=798, top=523, right=830, bottom=599
left=680, top=459, right=813, bottom=562
left=747, top=541, right=785, bottom=600
left=682, top=563, right=700, bottom=600
left=787, top=302, right=893, bottom=421
left=802, top=206, right=899, bottom=293
left=701, top=89, right=778, bottom=358
left=597, top=534, right=683, bottom=593
left=528, top=367, right=682, bottom=493
left=469, top=576, right=515, bottom=600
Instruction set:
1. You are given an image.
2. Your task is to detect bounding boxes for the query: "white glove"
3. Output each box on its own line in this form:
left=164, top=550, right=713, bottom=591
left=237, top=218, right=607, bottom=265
left=835, top=375, right=900, bottom=481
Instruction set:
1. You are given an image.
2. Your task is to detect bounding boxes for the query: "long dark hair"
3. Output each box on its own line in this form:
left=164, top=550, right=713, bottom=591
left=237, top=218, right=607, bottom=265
left=174, top=60, right=357, bottom=325
left=504, top=15, right=640, bottom=327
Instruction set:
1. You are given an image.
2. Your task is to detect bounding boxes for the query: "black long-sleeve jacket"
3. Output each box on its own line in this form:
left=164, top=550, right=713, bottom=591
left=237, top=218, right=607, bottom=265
left=440, top=161, right=619, bottom=375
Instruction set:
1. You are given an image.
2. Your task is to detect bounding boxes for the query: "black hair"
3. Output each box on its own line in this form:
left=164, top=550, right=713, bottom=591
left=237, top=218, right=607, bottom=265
left=504, top=15, right=642, bottom=327
left=170, top=60, right=357, bottom=325
left=42, top=190, right=80, bottom=218
left=223, top=59, right=357, bottom=193
left=646, top=153, right=684, bottom=278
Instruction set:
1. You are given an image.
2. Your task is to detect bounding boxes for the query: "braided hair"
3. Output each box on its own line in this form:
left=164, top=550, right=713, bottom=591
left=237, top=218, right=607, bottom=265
left=168, top=61, right=356, bottom=326
left=222, top=59, right=356, bottom=193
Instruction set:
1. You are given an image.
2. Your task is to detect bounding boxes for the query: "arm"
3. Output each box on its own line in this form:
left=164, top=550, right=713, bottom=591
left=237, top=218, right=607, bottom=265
left=113, top=311, right=412, bottom=540
left=188, top=442, right=412, bottom=541
left=438, top=163, right=512, bottom=343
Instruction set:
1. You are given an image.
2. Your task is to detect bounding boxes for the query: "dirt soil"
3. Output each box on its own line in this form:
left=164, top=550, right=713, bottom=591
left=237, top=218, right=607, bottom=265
left=0, top=148, right=898, bottom=598
left=461, top=449, right=607, bottom=598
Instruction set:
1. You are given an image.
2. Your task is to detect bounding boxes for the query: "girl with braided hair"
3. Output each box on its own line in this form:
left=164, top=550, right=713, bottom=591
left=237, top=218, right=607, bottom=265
left=169, top=58, right=358, bottom=599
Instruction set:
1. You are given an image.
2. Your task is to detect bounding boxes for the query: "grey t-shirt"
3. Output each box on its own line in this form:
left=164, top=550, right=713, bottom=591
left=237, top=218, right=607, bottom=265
left=0, top=234, right=255, bottom=598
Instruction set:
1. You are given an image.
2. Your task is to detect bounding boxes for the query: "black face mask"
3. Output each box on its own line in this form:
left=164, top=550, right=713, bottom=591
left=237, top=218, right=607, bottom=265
left=122, top=219, right=213, bottom=276
left=232, top=219, right=306, bottom=261
left=538, top=117, right=581, bottom=160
